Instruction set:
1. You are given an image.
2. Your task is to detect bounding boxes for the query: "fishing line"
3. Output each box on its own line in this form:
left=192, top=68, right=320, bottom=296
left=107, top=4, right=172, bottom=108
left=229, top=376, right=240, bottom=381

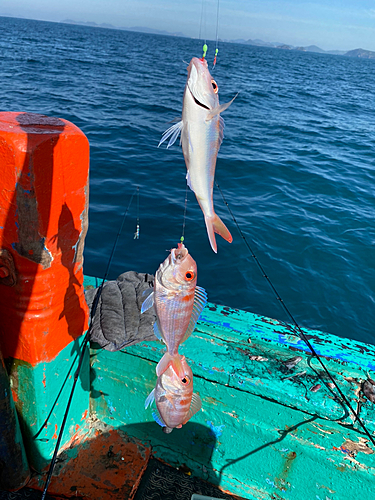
left=41, top=189, right=138, bottom=500
left=199, top=0, right=208, bottom=59
left=134, top=186, right=140, bottom=239
left=212, top=0, right=220, bottom=68
left=215, top=180, right=375, bottom=447
left=180, top=182, right=189, bottom=244
left=198, top=0, right=207, bottom=42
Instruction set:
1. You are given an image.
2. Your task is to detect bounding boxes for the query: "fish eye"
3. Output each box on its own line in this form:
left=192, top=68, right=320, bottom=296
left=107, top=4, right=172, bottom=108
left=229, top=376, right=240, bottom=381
left=185, top=271, right=195, bottom=281
left=181, top=375, right=191, bottom=385
left=211, top=79, right=218, bottom=93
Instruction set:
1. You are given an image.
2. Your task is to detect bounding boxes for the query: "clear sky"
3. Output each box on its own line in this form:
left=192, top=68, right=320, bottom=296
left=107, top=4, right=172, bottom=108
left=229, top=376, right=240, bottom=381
left=1, top=0, right=375, bottom=52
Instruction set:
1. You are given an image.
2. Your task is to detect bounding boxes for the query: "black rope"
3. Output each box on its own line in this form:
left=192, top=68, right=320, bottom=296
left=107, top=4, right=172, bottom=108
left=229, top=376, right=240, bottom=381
left=215, top=180, right=375, bottom=447
left=41, top=189, right=137, bottom=499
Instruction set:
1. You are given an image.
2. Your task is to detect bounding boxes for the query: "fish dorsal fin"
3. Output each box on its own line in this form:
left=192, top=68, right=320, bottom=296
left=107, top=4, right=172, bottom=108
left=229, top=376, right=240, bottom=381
left=158, top=121, right=184, bottom=149
left=152, top=408, right=167, bottom=427
left=145, top=388, right=155, bottom=409
left=181, top=286, right=207, bottom=343
left=206, top=93, right=238, bottom=121
left=141, top=291, right=154, bottom=313
left=183, top=393, right=202, bottom=424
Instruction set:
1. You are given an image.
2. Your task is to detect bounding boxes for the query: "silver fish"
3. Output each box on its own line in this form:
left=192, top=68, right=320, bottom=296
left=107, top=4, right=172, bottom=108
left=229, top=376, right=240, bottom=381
left=159, top=57, right=236, bottom=253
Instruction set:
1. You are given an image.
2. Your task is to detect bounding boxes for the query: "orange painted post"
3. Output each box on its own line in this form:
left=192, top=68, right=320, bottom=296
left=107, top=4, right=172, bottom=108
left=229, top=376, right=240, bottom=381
left=0, top=112, right=90, bottom=471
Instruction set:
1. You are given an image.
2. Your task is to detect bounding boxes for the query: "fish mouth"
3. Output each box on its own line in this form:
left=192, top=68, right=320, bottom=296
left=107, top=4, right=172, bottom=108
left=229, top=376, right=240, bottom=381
left=171, top=243, right=188, bottom=264
left=188, top=85, right=210, bottom=110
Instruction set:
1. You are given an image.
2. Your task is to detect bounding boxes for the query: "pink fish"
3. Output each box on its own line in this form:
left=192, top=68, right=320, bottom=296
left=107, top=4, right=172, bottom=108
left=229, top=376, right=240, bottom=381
left=159, top=57, right=236, bottom=253
left=145, top=355, right=202, bottom=432
left=141, top=242, right=207, bottom=379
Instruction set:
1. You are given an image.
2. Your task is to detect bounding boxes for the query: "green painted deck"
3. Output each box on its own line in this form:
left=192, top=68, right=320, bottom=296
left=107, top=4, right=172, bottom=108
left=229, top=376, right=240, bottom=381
left=84, top=276, right=375, bottom=500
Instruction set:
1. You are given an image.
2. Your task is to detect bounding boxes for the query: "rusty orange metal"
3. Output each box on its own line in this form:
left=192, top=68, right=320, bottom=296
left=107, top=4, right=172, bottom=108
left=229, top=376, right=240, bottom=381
left=29, top=428, right=151, bottom=500
left=0, top=112, right=89, bottom=366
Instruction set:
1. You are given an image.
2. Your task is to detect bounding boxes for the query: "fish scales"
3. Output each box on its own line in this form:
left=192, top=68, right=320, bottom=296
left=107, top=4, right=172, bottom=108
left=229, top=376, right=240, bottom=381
left=145, top=355, right=202, bottom=432
left=141, top=243, right=207, bottom=380
left=154, top=284, right=196, bottom=356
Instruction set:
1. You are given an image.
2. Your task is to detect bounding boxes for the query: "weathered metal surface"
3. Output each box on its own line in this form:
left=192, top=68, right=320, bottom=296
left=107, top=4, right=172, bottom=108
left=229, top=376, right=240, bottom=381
left=85, top=275, right=375, bottom=500
left=0, top=349, right=30, bottom=490
left=0, top=112, right=91, bottom=472
left=29, top=422, right=151, bottom=500
left=6, top=337, right=90, bottom=472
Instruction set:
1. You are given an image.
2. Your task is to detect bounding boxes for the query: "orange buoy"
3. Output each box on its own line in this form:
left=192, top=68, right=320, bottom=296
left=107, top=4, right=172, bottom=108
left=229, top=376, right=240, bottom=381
left=0, top=112, right=89, bottom=366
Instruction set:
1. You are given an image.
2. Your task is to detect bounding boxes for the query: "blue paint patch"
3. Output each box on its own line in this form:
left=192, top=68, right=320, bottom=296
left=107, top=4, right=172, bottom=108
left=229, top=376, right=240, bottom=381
left=207, top=421, right=225, bottom=438
left=273, top=333, right=375, bottom=370
left=265, top=478, right=276, bottom=488
left=107, top=399, right=116, bottom=414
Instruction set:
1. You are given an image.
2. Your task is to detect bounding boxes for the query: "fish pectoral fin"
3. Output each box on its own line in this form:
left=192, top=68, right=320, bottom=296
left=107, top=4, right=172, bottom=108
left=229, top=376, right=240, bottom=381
left=152, top=408, right=167, bottom=427
left=141, top=291, right=154, bottom=313
left=145, top=388, right=155, bottom=409
left=181, top=286, right=207, bottom=343
left=158, top=120, right=184, bottom=148
left=183, top=393, right=202, bottom=424
left=206, top=93, right=238, bottom=121
left=153, top=320, right=164, bottom=342
left=165, top=393, right=177, bottom=411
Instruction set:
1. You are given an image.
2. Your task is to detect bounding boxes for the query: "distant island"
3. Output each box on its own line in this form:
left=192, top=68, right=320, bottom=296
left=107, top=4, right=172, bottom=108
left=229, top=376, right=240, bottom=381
left=60, top=19, right=185, bottom=38
left=60, top=19, right=375, bottom=59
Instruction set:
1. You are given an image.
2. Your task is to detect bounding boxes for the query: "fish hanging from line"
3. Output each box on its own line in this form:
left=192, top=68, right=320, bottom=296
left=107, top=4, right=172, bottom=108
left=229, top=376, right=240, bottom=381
left=141, top=242, right=207, bottom=379
left=158, top=56, right=236, bottom=253
left=145, top=354, right=202, bottom=433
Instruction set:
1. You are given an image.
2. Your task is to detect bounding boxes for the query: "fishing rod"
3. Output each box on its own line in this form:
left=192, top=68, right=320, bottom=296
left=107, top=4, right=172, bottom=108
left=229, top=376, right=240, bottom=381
left=41, top=188, right=138, bottom=499
left=215, top=180, right=375, bottom=447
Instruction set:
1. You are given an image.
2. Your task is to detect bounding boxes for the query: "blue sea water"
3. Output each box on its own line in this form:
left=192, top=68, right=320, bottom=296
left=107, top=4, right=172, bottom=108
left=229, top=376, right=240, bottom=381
left=0, top=16, right=374, bottom=345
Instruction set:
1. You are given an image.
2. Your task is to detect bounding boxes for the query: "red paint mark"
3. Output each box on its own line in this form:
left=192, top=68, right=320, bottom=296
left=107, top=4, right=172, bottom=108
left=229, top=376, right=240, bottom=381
left=81, top=409, right=88, bottom=421
left=310, top=384, right=321, bottom=392
left=11, top=389, right=18, bottom=403
left=52, top=424, right=58, bottom=440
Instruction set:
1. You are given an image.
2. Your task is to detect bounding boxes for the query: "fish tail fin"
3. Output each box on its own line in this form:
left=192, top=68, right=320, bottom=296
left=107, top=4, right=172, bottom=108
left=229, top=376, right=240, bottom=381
left=205, top=214, right=233, bottom=253
left=156, top=353, right=186, bottom=380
